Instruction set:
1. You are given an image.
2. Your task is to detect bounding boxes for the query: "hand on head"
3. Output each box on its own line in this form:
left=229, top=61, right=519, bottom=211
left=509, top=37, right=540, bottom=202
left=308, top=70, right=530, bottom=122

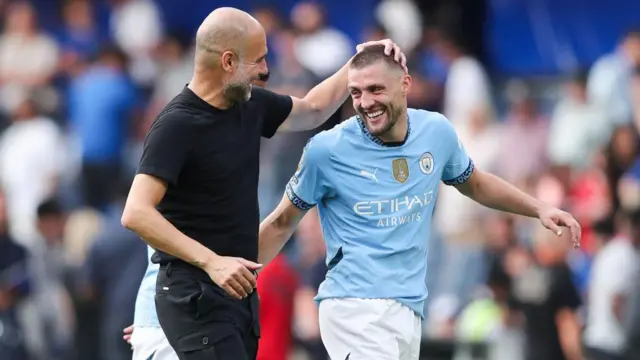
left=356, top=39, right=408, bottom=74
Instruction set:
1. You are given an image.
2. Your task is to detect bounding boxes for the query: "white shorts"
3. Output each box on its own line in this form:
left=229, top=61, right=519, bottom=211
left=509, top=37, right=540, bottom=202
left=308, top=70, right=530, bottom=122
left=131, top=326, right=178, bottom=360
left=319, top=298, right=422, bottom=360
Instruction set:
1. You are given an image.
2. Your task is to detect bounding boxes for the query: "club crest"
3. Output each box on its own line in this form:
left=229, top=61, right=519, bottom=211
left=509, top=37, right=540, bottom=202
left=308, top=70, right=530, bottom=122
left=419, top=152, right=434, bottom=175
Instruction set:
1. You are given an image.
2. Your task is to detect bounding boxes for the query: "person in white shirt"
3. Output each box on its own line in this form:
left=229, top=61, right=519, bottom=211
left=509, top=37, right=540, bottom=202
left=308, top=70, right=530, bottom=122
left=434, top=31, right=493, bottom=130
left=0, top=96, right=65, bottom=249
left=584, top=210, right=640, bottom=360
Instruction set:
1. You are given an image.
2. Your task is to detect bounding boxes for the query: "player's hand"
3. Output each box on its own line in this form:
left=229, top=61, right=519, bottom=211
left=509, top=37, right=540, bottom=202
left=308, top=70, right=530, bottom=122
left=205, top=256, right=262, bottom=299
left=122, top=324, right=133, bottom=344
left=356, top=39, right=408, bottom=73
left=537, top=206, right=582, bottom=249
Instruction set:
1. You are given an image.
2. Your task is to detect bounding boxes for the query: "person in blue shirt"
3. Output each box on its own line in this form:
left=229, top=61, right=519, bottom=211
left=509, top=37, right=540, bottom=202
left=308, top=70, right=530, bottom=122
left=258, top=44, right=582, bottom=360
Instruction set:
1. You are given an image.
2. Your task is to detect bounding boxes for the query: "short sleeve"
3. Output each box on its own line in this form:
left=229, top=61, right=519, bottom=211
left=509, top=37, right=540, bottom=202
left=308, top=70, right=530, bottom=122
left=137, top=112, right=193, bottom=185
left=252, top=87, right=293, bottom=138
left=553, top=267, right=582, bottom=311
left=285, top=137, right=327, bottom=210
left=440, top=119, right=474, bottom=186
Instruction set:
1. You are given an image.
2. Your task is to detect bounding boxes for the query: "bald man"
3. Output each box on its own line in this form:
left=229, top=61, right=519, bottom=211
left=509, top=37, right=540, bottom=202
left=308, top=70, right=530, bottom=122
left=122, top=7, right=406, bottom=360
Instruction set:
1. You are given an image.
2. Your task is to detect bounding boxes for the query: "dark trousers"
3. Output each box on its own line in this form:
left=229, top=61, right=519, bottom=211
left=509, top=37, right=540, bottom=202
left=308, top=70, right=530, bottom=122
left=156, top=262, right=260, bottom=360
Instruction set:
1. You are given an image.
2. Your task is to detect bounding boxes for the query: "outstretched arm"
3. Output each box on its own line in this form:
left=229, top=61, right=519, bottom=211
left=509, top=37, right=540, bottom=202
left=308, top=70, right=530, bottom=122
left=258, top=194, right=308, bottom=266
left=454, top=169, right=581, bottom=248
left=278, top=39, right=407, bottom=132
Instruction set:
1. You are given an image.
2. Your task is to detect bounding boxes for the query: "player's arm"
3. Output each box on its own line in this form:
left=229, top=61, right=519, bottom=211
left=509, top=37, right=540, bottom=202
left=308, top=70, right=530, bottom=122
left=278, top=39, right=407, bottom=132
left=258, top=137, right=327, bottom=265
left=258, top=194, right=308, bottom=266
left=440, top=118, right=581, bottom=247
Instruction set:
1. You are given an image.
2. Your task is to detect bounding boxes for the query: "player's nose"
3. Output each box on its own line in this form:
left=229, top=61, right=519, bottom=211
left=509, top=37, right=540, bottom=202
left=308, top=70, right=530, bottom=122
left=360, top=94, right=375, bottom=109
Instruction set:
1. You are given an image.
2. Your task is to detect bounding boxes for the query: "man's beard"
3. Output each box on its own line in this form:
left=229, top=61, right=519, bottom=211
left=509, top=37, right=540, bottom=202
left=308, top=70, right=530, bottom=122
left=222, top=81, right=251, bottom=105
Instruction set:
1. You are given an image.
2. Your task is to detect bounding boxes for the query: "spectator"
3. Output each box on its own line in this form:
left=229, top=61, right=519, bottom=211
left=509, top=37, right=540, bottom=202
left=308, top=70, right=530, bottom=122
left=252, top=6, right=283, bottom=66
left=0, top=95, right=64, bottom=248
left=27, top=198, right=73, bottom=360
left=584, top=209, right=640, bottom=360
left=0, top=0, right=59, bottom=113
left=507, top=230, right=582, bottom=360
left=623, top=211, right=640, bottom=360
left=548, top=70, right=610, bottom=171
left=79, top=185, right=147, bottom=360
left=434, top=29, right=493, bottom=130
left=498, top=81, right=549, bottom=185
left=605, top=125, right=639, bottom=212
left=290, top=1, right=353, bottom=79
left=67, top=45, right=138, bottom=210
left=58, top=0, right=103, bottom=77
left=0, top=191, right=30, bottom=360
left=588, top=29, right=640, bottom=126
left=109, top=0, right=163, bottom=87
left=143, top=33, right=192, bottom=132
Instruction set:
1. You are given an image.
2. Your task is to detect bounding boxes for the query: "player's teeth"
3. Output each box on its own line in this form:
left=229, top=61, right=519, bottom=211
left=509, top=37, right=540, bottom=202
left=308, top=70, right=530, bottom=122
left=367, top=110, right=384, bottom=118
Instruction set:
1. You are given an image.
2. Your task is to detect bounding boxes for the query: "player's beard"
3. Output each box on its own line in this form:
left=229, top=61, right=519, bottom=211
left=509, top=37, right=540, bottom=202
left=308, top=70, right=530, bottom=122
left=358, top=102, right=400, bottom=137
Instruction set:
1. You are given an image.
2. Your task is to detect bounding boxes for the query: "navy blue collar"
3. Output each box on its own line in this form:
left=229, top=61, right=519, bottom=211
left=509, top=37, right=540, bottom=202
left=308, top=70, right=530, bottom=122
left=357, top=115, right=411, bottom=147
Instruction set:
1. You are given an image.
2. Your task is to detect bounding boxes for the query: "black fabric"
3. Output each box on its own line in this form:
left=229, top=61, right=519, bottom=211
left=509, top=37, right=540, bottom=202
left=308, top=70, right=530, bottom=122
left=155, top=263, right=260, bottom=360
left=81, top=161, right=121, bottom=209
left=509, top=264, right=582, bottom=360
left=583, top=346, right=624, bottom=360
left=137, top=86, right=292, bottom=264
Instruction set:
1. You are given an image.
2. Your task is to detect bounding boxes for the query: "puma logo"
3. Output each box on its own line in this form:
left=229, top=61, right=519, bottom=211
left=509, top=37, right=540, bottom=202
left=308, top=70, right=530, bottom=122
left=360, top=169, right=379, bottom=183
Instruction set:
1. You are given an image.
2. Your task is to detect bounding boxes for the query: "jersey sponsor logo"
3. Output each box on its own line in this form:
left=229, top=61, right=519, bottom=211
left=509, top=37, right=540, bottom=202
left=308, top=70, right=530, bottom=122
left=353, top=191, right=435, bottom=227
left=392, top=158, right=409, bottom=183
left=419, top=152, right=434, bottom=175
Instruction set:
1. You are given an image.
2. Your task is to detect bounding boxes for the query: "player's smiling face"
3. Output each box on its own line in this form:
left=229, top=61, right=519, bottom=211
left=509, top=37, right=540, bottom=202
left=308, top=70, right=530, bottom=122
left=348, top=61, right=410, bottom=137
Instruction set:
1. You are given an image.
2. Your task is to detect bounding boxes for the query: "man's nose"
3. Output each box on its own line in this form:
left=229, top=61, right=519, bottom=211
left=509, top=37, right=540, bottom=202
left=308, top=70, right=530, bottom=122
left=360, top=94, right=375, bottom=109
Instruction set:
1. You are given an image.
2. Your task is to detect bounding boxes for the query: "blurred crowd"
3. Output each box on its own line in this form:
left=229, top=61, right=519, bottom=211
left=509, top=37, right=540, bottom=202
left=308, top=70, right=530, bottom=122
left=0, top=1, right=638, bottom=360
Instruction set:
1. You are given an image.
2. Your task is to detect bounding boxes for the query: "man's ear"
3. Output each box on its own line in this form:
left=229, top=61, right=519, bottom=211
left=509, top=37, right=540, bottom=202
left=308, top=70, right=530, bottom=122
left=221, top=51, right=238, bottom=73
left=401, top=74, right=412, bottom=95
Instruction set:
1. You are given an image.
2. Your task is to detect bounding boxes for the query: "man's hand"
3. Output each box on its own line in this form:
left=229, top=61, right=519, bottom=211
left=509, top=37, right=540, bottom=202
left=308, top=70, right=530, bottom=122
left=123, top=324, right=134, bottom=344
left=204, top=256, right=263, bottom=299
left=356, top=39, right=408, bottom=73
left=538, top=206, right=582, bottom=249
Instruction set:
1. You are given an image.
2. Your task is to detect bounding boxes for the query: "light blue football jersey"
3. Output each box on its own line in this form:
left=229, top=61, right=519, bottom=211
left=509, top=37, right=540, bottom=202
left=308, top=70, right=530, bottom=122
left=285, top=109, right=474, bottom=318
left=133, top=246, right=160, bottom=327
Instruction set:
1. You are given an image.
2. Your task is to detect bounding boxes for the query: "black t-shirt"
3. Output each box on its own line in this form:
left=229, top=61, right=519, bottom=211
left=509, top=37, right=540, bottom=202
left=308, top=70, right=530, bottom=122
left=137, top=86, right=293, bottom=264
left=508, top=264, right=582, bottom=360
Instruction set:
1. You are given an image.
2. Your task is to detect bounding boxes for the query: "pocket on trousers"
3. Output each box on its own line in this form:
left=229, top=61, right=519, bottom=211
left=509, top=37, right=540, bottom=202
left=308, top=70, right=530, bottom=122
left=175, top=326, right=236, bottom=359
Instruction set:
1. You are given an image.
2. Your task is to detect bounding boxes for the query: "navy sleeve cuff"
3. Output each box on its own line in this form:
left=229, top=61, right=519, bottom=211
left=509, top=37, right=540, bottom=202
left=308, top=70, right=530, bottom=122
left=285, top=182, right=314, bottom=211
left=443, top=159, right=475, bottom=186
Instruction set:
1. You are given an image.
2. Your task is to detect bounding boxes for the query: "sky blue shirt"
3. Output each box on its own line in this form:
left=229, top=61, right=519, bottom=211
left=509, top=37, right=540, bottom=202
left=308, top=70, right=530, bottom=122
left=285, top=109, right=474, bottom=318
left=133, top=246, right=159, bottom=327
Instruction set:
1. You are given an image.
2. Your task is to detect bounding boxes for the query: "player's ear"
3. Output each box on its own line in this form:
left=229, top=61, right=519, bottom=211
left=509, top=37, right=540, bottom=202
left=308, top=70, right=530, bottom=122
left=221, top=51, right=238, bottom=73
left=401, top=74, right=412, bottom=95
